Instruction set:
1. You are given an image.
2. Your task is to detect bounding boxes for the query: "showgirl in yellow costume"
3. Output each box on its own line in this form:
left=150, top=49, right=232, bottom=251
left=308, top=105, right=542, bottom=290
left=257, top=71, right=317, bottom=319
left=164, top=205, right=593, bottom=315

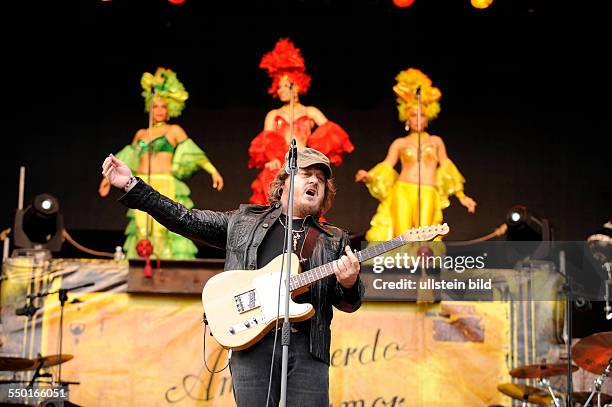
left=99, top=68, right=224, bottom=259
left=355, top=68, right=476, bottom=241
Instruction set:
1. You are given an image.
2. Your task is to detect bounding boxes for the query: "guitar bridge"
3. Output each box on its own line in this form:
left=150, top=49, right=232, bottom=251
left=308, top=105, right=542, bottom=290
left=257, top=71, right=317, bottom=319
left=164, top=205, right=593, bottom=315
left=234, top=289, right=260, bottom=314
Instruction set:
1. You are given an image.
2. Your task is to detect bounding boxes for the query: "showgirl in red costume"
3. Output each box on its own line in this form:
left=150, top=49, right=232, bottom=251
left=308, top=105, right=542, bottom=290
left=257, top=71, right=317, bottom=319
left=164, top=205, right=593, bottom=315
left=248, top=38, right=354, bottom=204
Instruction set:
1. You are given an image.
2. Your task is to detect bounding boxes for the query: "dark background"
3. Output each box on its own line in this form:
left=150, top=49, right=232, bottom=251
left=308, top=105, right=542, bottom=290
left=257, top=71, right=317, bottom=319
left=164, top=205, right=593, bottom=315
left=4, top=0, right=610, bottom=257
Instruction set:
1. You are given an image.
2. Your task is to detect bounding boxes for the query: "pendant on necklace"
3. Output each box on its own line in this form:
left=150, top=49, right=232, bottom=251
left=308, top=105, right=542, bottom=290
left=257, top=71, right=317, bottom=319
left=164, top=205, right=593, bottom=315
left=292, top=232, right=300, bottom=251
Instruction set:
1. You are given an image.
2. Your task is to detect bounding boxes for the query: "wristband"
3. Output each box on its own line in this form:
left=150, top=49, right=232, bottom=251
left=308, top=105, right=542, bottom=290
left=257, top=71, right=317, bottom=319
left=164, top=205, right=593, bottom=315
left=124, top=176, right=138, bottom=192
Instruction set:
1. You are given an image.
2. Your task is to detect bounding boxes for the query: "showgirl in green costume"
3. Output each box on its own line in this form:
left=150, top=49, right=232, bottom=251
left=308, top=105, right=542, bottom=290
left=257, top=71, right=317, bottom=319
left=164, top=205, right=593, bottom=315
left=99, top=68, right=224, bottom=259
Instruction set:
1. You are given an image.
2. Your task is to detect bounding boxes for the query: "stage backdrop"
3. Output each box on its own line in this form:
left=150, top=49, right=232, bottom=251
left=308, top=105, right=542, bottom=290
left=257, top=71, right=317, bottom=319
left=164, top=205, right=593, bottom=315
left=4, top=3, right=610, bottom=249
left=1, top=258, right=572, bottom=407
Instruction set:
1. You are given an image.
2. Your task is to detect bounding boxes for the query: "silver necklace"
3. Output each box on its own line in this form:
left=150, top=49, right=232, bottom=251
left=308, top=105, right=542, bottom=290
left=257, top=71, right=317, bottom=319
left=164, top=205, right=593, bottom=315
left=279, top=216, right=307, bottom=251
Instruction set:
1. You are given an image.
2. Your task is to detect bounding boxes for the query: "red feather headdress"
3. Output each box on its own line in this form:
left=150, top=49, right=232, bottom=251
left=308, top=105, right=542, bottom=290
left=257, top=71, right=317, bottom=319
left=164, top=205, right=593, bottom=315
left=259, top=38, right=311, bottom=97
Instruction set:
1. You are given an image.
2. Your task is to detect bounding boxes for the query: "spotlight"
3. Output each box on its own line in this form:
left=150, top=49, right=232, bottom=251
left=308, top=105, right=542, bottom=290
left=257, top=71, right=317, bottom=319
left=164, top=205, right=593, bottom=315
left=505, top=205, right=552, bottom=241
left=505, top=204, right=553, bottom=261
left=507, top=205, right=526, bottom=225
left=13, top=193, right=64, bottom=252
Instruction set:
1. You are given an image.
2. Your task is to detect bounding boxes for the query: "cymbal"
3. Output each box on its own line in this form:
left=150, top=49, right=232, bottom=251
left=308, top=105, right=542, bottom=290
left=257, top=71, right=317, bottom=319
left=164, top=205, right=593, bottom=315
left=0, top=356, right=35, bottom=371
left=497, top=383, right=552, bottom=405
left=510, top=363, right=578, bottom=378
left=572, top=391, right=612, bottom=405
left=572, top=332, right=612, bottom=374
left=33, top=354, right=74, bottom=369
left=0, top=354, right=73, bottom=371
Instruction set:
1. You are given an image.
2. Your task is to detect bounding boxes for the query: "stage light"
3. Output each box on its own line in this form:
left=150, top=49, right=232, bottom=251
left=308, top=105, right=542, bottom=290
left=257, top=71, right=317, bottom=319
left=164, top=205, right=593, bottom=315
left=168, top=0, right=186, bottom=5
left=509, top=211, right=521, bottom=223
left=13, top=193, right=64, bottom=252
left=471, top=0, right=493, bottom=9
left=392, top=0, right=416, bottom=8
left=505, top=205, right=553, bottom=261
left=505, top=205, right=552, bottom=241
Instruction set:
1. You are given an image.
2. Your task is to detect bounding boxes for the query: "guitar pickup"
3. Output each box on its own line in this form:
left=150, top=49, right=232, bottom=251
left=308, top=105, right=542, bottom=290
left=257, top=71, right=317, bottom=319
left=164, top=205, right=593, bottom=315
left=234, top=289, right=260, bottom=314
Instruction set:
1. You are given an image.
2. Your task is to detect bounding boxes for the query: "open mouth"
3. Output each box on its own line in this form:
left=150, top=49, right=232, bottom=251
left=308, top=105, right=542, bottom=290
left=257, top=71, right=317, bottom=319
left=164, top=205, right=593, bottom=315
left=305, top=188, right=317, bottom=197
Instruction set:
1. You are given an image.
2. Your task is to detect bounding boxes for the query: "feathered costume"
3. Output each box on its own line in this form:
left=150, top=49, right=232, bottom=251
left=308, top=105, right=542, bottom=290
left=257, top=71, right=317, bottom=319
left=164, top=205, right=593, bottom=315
left=364, top=68, right=467, bottom=242
left=248, top=39, right=354, bottom=204
left=115, top=68, right=219, bottom=259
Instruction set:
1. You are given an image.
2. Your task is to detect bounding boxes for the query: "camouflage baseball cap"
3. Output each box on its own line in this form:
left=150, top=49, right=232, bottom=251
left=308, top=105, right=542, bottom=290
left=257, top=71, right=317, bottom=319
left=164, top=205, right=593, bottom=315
left=284, top=147, right=332, bottom=178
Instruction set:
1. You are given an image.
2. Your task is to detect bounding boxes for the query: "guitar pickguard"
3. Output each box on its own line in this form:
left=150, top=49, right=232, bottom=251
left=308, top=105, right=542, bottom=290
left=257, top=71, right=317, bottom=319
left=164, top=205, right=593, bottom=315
left=252, top=272, right=310, bottom=322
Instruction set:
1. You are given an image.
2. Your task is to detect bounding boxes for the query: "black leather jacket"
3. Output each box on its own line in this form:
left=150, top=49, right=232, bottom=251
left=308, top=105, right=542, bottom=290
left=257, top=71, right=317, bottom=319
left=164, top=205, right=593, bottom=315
left=120, top=179, right=364, bottom=364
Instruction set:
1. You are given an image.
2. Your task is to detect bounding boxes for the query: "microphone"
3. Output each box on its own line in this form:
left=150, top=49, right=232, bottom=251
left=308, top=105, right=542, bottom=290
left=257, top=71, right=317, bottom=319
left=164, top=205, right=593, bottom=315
left=285, top=139, right=298, bottom=174
left=416, top=85, right=422, bottom=96
left=15, top=302, right=39, bottom=317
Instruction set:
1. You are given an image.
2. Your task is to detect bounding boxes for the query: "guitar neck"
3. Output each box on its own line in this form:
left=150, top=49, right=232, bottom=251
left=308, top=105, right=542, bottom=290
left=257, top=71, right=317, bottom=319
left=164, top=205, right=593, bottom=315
left=288, top=235, right=406, bottom=292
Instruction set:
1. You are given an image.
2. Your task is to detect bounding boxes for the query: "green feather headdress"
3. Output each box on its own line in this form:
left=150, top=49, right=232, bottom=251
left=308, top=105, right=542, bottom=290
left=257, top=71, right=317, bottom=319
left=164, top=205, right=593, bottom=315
left=141, top=67, right=189, bottom=118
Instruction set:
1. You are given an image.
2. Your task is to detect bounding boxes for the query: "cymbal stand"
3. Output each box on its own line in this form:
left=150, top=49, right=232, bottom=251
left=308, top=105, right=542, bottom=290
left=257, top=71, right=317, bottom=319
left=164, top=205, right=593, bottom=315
left=27, top=354, right=52, bottom=388
left=537, top=378, right=561, bottom=407
left=582, top=359, right=611, bottom=407
left=29, top=282, right=94, bottom=387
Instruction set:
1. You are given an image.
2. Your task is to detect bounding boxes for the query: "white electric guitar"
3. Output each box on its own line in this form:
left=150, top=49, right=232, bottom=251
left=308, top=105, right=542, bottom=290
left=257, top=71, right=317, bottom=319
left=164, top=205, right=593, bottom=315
left=201, top=223, right=449, bottom=350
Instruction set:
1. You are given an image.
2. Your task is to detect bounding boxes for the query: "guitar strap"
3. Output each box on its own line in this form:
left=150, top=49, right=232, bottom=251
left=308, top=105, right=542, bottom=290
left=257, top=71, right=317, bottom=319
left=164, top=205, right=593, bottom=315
left=298, top=226, right=321, bottom=271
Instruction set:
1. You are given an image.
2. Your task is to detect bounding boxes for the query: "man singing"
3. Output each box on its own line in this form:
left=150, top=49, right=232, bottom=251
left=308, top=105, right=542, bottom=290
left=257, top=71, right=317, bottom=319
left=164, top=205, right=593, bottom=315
left=101, top=147, right=363, bottom=406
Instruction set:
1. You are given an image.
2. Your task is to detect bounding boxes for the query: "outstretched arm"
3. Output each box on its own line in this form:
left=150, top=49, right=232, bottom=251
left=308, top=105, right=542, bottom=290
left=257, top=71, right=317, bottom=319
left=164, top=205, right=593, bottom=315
left=101, top=154, right=230, bottom=247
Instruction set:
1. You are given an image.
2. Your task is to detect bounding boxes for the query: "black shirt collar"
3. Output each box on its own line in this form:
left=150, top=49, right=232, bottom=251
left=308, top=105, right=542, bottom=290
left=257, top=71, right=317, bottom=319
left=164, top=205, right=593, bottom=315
left=270, top=205, right=332, bottom=236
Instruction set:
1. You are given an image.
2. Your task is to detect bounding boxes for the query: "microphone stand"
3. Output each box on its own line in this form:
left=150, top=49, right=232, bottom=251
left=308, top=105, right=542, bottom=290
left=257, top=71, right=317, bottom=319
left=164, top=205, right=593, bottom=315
left=280, top=84, right=297, bottom=407
left=416, top=86, right=422, bottom=228
left=559, top=251, right=573, bottom=407
left=30, top=282, right=94, bottom=387
left=145, top=90, right=155, bottom=243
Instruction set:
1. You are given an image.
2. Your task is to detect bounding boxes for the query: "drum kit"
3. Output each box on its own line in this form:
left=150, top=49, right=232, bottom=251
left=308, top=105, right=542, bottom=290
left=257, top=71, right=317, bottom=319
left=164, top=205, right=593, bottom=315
left=497, top=332, right=612, bottom=406
left=0, top=353, right=78, bottom=406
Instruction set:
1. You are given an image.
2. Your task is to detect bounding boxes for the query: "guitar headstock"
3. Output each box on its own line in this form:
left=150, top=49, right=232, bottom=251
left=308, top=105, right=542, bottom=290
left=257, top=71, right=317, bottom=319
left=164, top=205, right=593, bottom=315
left=400, top=223, right=450, bottom=242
